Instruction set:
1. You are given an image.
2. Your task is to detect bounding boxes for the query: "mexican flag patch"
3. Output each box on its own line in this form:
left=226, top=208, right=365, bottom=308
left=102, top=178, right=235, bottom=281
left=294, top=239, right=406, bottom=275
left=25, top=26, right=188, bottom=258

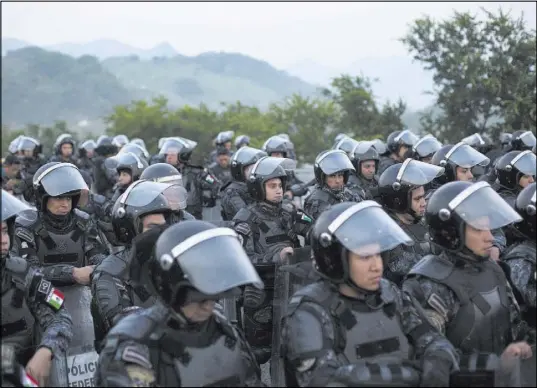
left=46, top=288, right=64, bottom=311
left=22, top=372, right=39, bottom=387
left=301, top=214, right=312, bottom=223
left=205, top=175, right=215, bottom=184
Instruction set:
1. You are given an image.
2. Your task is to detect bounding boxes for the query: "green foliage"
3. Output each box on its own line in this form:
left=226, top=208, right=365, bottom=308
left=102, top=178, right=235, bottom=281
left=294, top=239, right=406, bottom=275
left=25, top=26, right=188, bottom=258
left=402, top=7, right=536, bottom=142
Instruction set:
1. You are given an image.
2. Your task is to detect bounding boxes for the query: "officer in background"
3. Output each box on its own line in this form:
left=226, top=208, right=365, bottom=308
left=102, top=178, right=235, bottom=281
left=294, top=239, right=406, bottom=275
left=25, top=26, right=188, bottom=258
left=92, top=137, right=119, bottom=199
left=91, top=180, right=183, bottom=352
left=235, top=135, right=251, bottom=150
left=282, top=201, right=459, bottom=387
left=377, top=159, right=444, bottom=286
left=403, top=181, right=535, bottom=362
left=232, top=156, right=313, bottom=365
left=494, top=150, right=536, bottom=208
left=220, top=146, right=267, bottom=221
left=510, top=130, right=536, bottom=152
left=112, top=135, right=129, bottom=151
left=49, top=134, right=77, bottom=164
left=208, top=131, right=235, bottom=165
left=2, top=190, right=73, bottom=386
left=410, top=134, right=443, bottom=164
left=348, top=141, right=380, bottom=200
left=208, top=148, right=232, bottom=187
left=304, top=150, right=361, bottom=220
left=105, top=152, right=149, bottom=204
left=378, top=130, right=420, bottom=175
left=77, top=140, right=97, bottom=177
left=95, top=221, right=264, bottom=387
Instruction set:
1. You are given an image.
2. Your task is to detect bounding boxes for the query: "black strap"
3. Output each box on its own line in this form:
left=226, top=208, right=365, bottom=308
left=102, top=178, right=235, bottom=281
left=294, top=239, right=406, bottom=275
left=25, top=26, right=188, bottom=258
left=36, top=224, right=56, bottom=250
left=70, top=222, right=85, bottom=243
left=1, top=318, right=28, bottom=337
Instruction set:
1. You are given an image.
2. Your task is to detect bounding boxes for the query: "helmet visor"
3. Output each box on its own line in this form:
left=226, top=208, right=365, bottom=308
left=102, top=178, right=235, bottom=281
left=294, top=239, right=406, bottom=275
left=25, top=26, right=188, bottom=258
left=331, top=201, right=413, bottom=256
left=447, top=143, right=490, bottom=168
left=2, top=190, right=32, bottom=222
left=120, top=181, right=174, bottom=207
left=169, top=228, right=264, bottom=294
left=449, top=182, right=522, bottom=230
left=37, top=164, right=88, bottom=197
left=316, top=151, right=355, bottom=175
left=250, top=157, right=295, bottom=177
left=512, top=151, right=536, bottom=176
left=519, top=131, right=537, bottom=148
left=413, top=136, right=442, bottom=157
left=398, top=159, right=445, bottom=186
left=394, top=130, right=419, bottom=146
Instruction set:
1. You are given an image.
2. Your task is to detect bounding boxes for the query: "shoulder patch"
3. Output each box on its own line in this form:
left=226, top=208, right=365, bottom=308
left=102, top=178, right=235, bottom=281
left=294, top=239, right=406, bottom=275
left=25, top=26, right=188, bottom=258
left=15, top=227, right=34, bottom=244
left=125, top=365, right=155, bottom=387
left=44, top=287, right=65, bottom=311
left=426, top=293, right=448, bottom=319
left=4, top=256, right=29, bottom=274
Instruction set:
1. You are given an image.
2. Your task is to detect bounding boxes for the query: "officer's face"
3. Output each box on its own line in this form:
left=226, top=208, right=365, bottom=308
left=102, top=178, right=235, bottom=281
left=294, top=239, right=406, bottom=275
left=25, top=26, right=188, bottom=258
left=47, top=196, right=72, bottom=216
left=464, top=218, right=494, bottom=257
left=23, top=149, right=33, bottom=158
left=118, top=170, right=132, bottom=186
left=270, top=152, right=284, bottom=158
left=265, top=178, right=283, bottom=202
left=519, top=174, right=535, bottom=188
left=397, top=145, right=409, bottom=160
left=141, top=213, right=166, bottom=232
left=325, top=173, right=345, bottom=190
left=1, top=222, right=9, bottom=256
left=348, top=245, right=383, bottom=291
left=61, top=143, right=73, bottom=157
left=166, top=153, right=179, bottom=166
left=456, top=166, right=474, bottom=181
left=360, top=160, right=376, bottom=180
left=181, top=300, right=216, bottom=322
left=86, top=149, right=95, bottom=158
left=420, top=156, right=433, bottom=164
left=224, top=142, right=232, bottom=150
left=410, top=186, right=426, bottom=217
left=217, top=154, right=230, bottom=168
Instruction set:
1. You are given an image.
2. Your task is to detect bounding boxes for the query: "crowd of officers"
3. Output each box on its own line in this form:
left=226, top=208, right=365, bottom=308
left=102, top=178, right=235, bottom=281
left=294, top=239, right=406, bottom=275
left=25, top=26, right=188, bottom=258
left=1, top=127, right=536, bottom=387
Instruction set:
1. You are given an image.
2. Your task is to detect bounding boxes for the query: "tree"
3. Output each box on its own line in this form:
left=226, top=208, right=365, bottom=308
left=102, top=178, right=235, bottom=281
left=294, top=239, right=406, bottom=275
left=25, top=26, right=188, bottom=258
left=402, top=8, right=536, bottom=142
left=322, top=75, right=407, bottom=140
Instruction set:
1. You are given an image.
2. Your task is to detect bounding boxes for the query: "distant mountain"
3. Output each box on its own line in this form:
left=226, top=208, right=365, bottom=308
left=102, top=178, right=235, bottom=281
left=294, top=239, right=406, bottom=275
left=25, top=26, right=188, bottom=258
left=1, top=38, right=34, bottom=56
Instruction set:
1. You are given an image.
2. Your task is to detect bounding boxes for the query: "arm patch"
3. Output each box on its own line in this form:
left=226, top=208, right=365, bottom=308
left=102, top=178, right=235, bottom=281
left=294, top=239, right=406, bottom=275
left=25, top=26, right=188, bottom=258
left=15, top=227, right=34, bottom=244
left=426, top=293, right=448, bottom=319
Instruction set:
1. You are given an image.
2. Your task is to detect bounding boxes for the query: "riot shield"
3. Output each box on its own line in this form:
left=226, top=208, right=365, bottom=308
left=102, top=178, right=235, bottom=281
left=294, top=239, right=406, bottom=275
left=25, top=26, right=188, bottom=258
left=49, top=285, right=99, bottom=387
left=270, top=247, right=314, bottom=387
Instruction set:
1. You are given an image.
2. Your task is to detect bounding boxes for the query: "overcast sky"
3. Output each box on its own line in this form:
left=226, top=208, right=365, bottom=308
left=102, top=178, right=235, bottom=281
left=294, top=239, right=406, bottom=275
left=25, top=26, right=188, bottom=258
left=2, top=2, right=536, bottom=69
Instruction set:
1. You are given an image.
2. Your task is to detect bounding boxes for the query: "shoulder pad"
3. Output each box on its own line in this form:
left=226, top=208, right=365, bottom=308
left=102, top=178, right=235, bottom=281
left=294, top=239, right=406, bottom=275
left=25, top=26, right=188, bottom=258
left=281, top=201, right=296, bottom=213
left=73, top=208, right=90, bottom=221
left=232, top=208, right=252, bottom=223
left=14, top=210, right=39, bottom=229
left=14, top=227, right=35, bottom=244
left=4, top=256, right=29, bottom=275
left=108, top=310, right=158, bottom=342
left=94, top=254, right=128, bottom=277
left=379, top=278, right=398, bottom=304
left=213, top=310, right=238, bottom=339
left=503, top=243, right=537, bottom=264
left=220, top=181, right=233, bottom=192
left=290, top=281, right=334, bottom=309
left=408, top=254, right=454, bottom=280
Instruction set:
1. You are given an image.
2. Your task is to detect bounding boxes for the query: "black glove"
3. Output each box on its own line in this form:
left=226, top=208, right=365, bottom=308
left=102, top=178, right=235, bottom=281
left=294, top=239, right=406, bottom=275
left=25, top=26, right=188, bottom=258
left=421, top=352, right=454, bottom=387
left=243, top=285, right=265, bottom=309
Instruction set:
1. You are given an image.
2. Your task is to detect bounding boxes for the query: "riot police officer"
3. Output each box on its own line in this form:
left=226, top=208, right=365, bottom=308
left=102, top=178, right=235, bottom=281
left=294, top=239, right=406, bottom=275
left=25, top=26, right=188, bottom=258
left=95, top=220, right=264, bottom=387
left=112, top=135, right=129, bottom=151
left=304, top=150, right=361, bottom=220
left=208, top=131, right=235, bottom=165
left=77, top=140, right=97, bottom=176
left=378, top=130, right=420, bottom=175
left=494, top=150, right=536, bottom=208
left=378, top=159, right=444, bottom=286
left=49, top=134, right=77, bottom=164
left=91, top=180, right=182, bottom=352
left=410, top=134, right=443, bottom=164
left=106, top=151, right=149, bottom=204
left=235, top=135, right=250, bottom=150
left=348, top=141, right=380, bottom=199
left=282, top=201, right=459, bottom=387
left=160, top=137, right=220, bottom=220
left=502, top=183, right=536, bottom=329
left=2, top=190, right=73, bottom=386
left=92, top=137, right=119, bottom=198
left=15, top=136, right=46, bottom=204
left=263, top=136, right=303, bottom=198
left=208, top=148, right=232, bottom=187
left=220, top=146, right=267, bottom=221
left=403, top=181, right=534, bottom=360
left=232, top=156, right=313, bottom=365
left=510, top=130, right=536, bottom=152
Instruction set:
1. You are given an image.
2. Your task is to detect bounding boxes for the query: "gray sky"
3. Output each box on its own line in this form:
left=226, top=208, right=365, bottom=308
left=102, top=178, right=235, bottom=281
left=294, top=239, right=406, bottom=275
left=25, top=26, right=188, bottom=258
left=2, top=1, right=536, bottom=69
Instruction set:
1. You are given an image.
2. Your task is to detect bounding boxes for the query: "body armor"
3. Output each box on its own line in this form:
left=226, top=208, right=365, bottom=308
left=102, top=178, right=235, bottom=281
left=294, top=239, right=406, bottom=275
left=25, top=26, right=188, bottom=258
left=220, top=181, right=252, bottom=221
left=408, top=255, right=511, bottom=354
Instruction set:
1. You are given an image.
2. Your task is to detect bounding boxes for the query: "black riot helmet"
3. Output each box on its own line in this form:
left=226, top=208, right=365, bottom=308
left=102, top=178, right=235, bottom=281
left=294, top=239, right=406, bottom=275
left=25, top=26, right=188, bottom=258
left=247, top=156, right=293, bottom=201
left=111, top=180, right=185, bottom=244
left=105, top=152, right=148, bottom=182
left=262, top=136, right=290, bottom=157
left=8, top=135, right=24, bottom=154
left=159, top=137, right=198, bottom=163
left=54, top=133, right=76, bottom=155
left=426, top=181, right=522, bottom=253
left=510, top=130, right=536, bottom=151
left=333, top=133, right=348, bottom=146
left=230, top=146, right=267, bottom=182
left=499, top=132, right=513, bottom=147
left=130, top=138, right=147, bottom=151
left=17, top=136, right=42, bottom=158
left=119, top=143, right=150, bottom=161
left=333, top=136, right=359, bottom=155
left=2, top=190, right=32, bottom=256
left=378, top=159, right=444, bottom=218
left=95, top=136, right=118, bottom=156
left=313, top=150, right=355, bottom=186
left=78, top=140, right=97, bottom=158
left=461, top=132, right=494, bottom=154
left=386, top=130, right=419, bottom=155
left=215, top=131, right=234, bottom=146
left=32, top=162, right=89, bottom=211
left=513, top=183, right=536, bottom=241
left=149, top=221, right=263, bottom=310
left=411, top=135, right=442, bottom=162
left=234, top=135, right=250, bottom=149
left=112, top=134, right=129, bottom=149
left=311, top=201, right=412, bottom=285
left=140, top=163, right=184, bottom=186
left=495, top=150, right=536, bottom=190
left=431, top=142, right=490, bottom=184
left=351, top=141, right=380, bottom=174
left=371, top=138, right=388, bottom=156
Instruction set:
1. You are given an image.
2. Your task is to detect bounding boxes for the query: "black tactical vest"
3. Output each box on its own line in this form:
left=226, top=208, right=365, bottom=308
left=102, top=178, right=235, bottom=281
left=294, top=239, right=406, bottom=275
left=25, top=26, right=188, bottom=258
left=408, top=255, right=511, bottom=354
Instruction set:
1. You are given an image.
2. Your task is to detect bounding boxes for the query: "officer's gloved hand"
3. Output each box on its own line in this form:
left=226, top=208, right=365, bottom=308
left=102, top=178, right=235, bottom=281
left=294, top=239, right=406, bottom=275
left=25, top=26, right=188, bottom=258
left=420, top=350, right=455, bottom=387
left=243, top=285, right=265, bottom=309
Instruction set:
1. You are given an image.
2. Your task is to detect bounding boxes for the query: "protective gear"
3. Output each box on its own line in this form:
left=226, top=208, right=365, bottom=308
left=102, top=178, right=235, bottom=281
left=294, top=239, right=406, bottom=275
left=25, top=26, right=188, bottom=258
left=117, top=143, right=150, bottom=161
left=234, top=135, right=250, bottom=149
left=16, top=137, right=42, bottom=158
left=95, top=136, right=118, bottom=157
left=303, top=184, right=361, bottom=221
left=246, top=156, right=293, bottom=201
left=215, top=130, right=235, bottom=146
left=139, top=163, right=184, bottom=186
left=243, top=285, right=265, bottom=309
left=105, top=152, right=148, bottom=182
left=129, top=138, right=147, bottom=151
left=112, top=135, right=129, bottom=149
left=510, top=130, right=536, bottom=151
left=426, top=181, right=522, bottom=252
left=262, top=136, right=291, bottom=157
left=495, top=150, right=536, bottom=191
left=411, top=135, right=443, bottom=161
left=387, top=130, right=419, bottom=155
left=333, top=136, right=359, bottom=155
left=513, top=182, right=536, bottom=241
left=431, top=142, right=490, bottom=184
left=462, top=132, right=494, bottom=154
left=230, top=146, right=267, bottom=183
left=351, top=141, right=380, bottom=174
left=313, top=150, right=355, bottom=186
left=159, top=137, right=198, bottom=164
left=53, top=133, right=76, bottom=156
